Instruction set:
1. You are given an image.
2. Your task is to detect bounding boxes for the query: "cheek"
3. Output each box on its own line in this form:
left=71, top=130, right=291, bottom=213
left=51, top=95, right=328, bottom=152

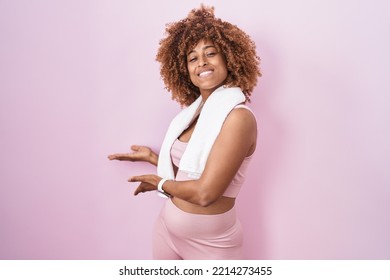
left=189, top=75, right=198, bottom=86
left=218, top=58, right=228, bottom=77
left=187, top=64, right=196, bottom=73
left=220, top=65, right=228, bottom=80
left=187, top=66, right=197, bottom=82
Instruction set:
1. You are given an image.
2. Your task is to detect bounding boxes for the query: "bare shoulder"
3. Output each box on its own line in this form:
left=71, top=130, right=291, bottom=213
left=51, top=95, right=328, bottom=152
left=224, top=106, right=257, bottom=133
left=216, top=106, right=257, bottom=157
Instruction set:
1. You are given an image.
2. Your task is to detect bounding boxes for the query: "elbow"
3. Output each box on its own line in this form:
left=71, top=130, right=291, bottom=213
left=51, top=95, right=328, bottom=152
left=197, top=192, right=218, bottom=207
left=198, top=198, right=213, bottom=208
left=195, top=179, right=221, bottom=207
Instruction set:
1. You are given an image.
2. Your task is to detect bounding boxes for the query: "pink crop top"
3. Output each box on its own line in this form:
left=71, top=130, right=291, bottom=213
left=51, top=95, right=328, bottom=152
left=170, top=105, right=254, bottom=198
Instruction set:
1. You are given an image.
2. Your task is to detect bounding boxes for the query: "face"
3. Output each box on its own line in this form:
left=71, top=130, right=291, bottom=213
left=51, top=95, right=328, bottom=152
left=187, top=39, right=228, bottom=98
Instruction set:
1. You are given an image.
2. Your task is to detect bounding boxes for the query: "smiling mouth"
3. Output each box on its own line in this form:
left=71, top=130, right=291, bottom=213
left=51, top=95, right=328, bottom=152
left=198, top=70, right=213, bottom=77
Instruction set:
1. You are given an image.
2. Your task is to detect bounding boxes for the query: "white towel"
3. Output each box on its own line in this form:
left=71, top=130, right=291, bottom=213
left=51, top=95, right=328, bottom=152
left=157, top=86, right=246, bottom=180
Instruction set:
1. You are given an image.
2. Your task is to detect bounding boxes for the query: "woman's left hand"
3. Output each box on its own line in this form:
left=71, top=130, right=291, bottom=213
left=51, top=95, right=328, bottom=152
left=128, top=174, right=162, bottom=195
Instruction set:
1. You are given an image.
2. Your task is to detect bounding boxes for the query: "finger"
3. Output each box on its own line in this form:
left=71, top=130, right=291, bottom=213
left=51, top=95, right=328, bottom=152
left=131, top=145, right=141, bottom=152
left=133, top=182, right=156, bottom=196
left=128, top=175, right=144, bottom=182
left=108, top=154, right=127, bottom=160
left=108, top=154, right=121, bottom=160
left=134, top=182, right=150, bottom=195
left=134, top=184, right=143, bottom=196
left=109, top=153, right=141, bottom=161
left=134, top=186, right=147, bottom=196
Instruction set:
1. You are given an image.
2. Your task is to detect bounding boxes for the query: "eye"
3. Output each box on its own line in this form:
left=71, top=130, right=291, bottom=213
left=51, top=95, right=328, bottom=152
left=206, top=52, right=216, bottom=57
left=188, top=56, right=197, bottom=63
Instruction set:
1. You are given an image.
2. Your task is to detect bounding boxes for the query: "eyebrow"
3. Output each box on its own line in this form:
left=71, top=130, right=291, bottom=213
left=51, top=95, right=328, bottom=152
left=187, top=45, right=216, bottom=56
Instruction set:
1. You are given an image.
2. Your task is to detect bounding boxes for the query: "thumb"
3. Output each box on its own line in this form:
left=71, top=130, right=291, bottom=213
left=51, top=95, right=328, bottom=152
left=131, top=145, right=141, bottom=152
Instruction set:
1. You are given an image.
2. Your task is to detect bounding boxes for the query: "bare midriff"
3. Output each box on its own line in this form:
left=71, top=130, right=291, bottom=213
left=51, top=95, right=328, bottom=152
left=171, top=196, right=235, bottom=215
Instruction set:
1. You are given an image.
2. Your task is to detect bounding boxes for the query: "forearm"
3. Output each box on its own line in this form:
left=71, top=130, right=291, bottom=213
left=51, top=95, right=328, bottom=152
left=161, top=179, right=218, bottom=207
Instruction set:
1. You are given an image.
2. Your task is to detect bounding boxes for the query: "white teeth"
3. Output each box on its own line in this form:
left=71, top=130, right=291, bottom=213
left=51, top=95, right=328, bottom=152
left=199, top=70, right=212, bottom=77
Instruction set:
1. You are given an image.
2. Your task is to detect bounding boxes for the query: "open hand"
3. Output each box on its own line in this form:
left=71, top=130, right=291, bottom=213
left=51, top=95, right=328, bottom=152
left=108, top=145, right=158, bottom=165
left=128, top=174, right=161, bottom=196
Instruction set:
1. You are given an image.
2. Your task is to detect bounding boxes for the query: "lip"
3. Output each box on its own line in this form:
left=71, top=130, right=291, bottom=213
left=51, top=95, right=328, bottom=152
left=197, top=68, right=214, bottom=77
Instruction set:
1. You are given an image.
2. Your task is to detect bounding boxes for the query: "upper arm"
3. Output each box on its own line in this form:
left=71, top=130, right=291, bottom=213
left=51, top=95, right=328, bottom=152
left=197, top=108, right=257, bottom=204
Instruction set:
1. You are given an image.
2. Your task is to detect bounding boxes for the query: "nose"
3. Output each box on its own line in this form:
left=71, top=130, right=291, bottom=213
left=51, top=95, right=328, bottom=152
left=198, top=55, right=208, bottom=67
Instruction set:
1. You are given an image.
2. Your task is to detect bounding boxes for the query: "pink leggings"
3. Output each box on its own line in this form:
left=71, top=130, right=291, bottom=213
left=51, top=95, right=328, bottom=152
left=152, top=199, right=243, bottom=260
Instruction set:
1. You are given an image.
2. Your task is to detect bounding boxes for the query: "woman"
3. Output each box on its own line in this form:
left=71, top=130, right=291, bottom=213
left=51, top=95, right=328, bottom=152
left=108, top=5, right=260, bottom=259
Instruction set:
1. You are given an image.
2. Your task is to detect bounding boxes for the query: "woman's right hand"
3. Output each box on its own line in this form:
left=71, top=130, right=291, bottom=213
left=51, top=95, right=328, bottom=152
left=108, top=145, right=158, bottom=166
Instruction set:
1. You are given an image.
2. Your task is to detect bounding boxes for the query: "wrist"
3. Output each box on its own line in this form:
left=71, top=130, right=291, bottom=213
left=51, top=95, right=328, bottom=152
left=157, top=178, right=171, bottom=198
left=149, top=152, right=158, bottom=166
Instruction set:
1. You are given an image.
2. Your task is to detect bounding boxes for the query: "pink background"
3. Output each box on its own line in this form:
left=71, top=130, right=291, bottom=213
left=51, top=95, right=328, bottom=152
left=1, top=0, right=389, bottom=259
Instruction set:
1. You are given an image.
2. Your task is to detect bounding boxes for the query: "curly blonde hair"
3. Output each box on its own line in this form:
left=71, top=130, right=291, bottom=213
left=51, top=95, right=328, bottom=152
left=156, top=5, right=261, bottom=106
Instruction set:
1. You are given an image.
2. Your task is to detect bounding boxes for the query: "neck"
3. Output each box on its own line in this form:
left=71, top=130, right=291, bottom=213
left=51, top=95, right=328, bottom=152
left=200, top=90, right=212, bottom=102
left=199, top=85, right=226, bottom=102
